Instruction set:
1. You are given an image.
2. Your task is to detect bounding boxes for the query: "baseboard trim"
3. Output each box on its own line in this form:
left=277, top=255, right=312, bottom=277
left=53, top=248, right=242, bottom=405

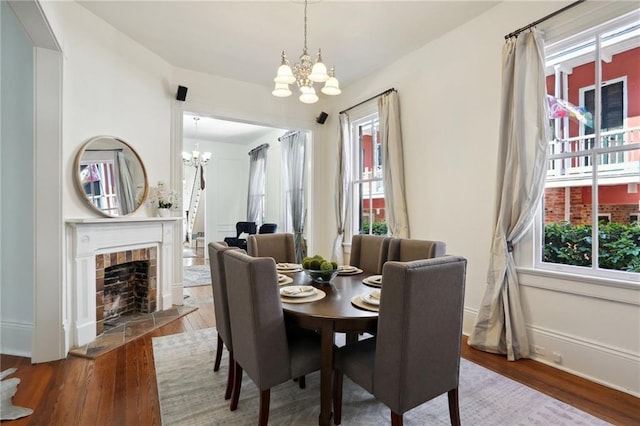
left=461, top=307, right=639, bottom=397
left=0, top=320, right=32, bottom=358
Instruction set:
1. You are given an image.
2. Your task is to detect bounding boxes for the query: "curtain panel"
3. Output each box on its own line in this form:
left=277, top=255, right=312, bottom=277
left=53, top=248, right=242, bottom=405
left=247, top=144, right=268, bottom=223
left=468, top=29, right=550, bottom=361
left=281, top=131, right=307, bottom=263
left=378, top=91, right=410, bottom=238
left=332, top=113, right=352, bottom=264
left=115, top=151, right=136, bottom=215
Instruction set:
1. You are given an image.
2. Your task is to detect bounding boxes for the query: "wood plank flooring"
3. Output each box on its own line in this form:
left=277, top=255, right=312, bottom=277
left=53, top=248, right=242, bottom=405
left=1, top=252, right=638, bottom=425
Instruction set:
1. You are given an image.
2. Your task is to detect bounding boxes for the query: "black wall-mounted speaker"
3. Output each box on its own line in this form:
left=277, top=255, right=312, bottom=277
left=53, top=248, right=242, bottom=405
left=316, top=111, right=329, bottom=124
left=176, top=85, right=188, bottom=101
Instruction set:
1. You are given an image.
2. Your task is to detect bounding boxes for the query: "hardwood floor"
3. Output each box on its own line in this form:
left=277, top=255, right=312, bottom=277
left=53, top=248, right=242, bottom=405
left=1, top=249, right=638, bottom=425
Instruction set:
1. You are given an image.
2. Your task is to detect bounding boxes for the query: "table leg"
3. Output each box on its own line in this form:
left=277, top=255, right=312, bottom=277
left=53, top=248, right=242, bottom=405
left=319, top=323, right=334, bottom=426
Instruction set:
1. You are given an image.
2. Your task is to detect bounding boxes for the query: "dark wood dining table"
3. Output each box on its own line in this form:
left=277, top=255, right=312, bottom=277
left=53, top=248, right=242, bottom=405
left=281, top=271, right=379, bottom=426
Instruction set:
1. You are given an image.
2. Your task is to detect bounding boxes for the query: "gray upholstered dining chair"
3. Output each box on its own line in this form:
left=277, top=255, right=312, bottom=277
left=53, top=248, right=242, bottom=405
left=332, top=256, right=467, bottom=426
left=246, top=232, right=296, bottom=263
left=223, top=249, right=322, bottom=425
left=208, top=241, right=241, bottom=401
left=349, top=234, right=392, bottom=274
left=387, top=238, right=446, bottom=262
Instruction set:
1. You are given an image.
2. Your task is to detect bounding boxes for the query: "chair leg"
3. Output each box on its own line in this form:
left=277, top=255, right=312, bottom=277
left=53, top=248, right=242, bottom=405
left=298, top=375, right=306, bottom=389
left=447, top=388, right=461, bottom=426
left=214, top=335, right=223, bottom=372
left=259, top=389, right=271, bottom=426
left=230, top=362, right=243, bottom=411
left=224, top=351, right=235, bottom=400
left=391, top=411, right=403, bottom=426
left=332, top=370, right=343, bottom=425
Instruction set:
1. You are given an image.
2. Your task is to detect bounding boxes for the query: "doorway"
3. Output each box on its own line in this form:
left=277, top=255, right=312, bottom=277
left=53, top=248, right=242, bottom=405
left=180, top=113, right=290, bottom=287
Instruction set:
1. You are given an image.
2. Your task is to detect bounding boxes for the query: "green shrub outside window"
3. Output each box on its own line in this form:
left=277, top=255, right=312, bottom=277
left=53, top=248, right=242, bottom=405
left=361, top=221, right=388, bottom=236
left=544, top=222, right=640, bottom=272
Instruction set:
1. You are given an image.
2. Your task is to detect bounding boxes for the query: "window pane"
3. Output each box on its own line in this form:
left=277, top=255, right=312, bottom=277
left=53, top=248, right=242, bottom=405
left=597, top=150, right=640, bottom=273
left=542, top=184, right=593, bottom=268
left=359, top=122, right=374, bottom=181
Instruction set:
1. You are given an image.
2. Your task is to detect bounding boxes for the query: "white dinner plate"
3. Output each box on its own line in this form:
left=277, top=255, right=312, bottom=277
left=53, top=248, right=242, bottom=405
left=277, top=263, right=301, bottom=269
left=350, top=295, right=379, bottom=312
left=363, top=275, right=383, bottom=287
left=338, top=265, right=363, bottom=275
left=280, top=285, right=316, bottom=298
left=361, top=293, right=380, bottom=306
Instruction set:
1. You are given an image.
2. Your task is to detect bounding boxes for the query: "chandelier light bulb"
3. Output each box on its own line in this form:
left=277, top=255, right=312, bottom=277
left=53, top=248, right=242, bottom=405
left=321, top=67, right=341, bottom=95
left=272, top=82, right=292, bottom=97
left=309, top=49, right=329, bottom=82
left=299, top=85, right=319, bottom=104
left=274, top=51, right=296, bottom=85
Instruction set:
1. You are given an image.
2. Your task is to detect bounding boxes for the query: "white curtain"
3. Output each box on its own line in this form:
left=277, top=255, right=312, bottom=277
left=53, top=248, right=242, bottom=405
left=247, top=144, right=268, bottom=223
left=468, top=29, right=550, bottom=361
left=378, top=91, right=409, bottom=238
left=115, top=151, right=136, bottom=215
left=281, top=131, right=307, bottom=262
left=331, top=113, right=352, bottom=264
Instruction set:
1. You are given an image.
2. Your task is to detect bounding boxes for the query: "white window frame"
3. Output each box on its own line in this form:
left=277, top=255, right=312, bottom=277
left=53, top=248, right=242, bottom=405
left=345, top=103, right=383, bottom=242
left=530, top=12, right=640, bottom=284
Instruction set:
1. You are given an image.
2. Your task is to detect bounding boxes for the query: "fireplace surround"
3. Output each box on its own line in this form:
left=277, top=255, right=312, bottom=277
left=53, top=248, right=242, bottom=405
left=66, top=217, right=180, bottom=348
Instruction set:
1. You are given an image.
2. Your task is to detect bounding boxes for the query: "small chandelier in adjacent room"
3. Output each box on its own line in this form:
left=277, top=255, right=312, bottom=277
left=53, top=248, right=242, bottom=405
left=182, top=117, right=212, bottom=167
left=272, top=0, right=341, bottom=104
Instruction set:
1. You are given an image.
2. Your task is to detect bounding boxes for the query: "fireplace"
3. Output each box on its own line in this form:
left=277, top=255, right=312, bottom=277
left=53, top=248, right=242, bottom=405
left=66, top=217, right=180, bottom=349
left=96, top=248, right=157, bottom=335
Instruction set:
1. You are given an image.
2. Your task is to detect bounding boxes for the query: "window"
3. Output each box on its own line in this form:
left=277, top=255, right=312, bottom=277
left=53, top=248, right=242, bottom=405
left=539, top=12, right=640, bottom=278
left=349, top=112, right=387, bottom=237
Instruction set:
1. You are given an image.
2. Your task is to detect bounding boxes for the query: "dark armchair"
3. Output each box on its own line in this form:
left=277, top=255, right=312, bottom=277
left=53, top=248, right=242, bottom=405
left=258, top=223, right=278, bottom=234
left=223, top=221, right=257, bottom=250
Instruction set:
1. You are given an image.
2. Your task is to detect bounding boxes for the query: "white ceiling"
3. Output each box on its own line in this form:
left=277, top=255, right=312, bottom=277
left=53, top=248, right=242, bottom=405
left=183, top=114, right=284, bottom=145
left=77, top=0, right=500, bottom=142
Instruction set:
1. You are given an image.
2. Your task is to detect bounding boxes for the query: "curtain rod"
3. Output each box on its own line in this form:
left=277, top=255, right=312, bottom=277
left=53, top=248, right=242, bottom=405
left=248, top=143, right=269, bottom=155
left=504, top=0, right=585, bottom=40
left=277, top=130, right=298, bottom=142
left=339, top=88, right=396, bottom=115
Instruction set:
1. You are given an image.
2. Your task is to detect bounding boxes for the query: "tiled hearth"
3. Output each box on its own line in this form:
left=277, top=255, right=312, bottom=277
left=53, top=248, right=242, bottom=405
left=68, top=304, right=196, bottom=359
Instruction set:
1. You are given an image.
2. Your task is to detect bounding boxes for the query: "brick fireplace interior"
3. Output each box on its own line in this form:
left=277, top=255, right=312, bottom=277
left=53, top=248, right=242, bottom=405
left=95, top=247, right=157, bottom=335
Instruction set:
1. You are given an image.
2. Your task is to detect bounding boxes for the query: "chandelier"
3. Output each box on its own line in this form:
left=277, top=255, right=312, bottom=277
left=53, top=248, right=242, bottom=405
left=272, top=0, right=341, bottom=104
left=182, top=117, right=211, bottom=167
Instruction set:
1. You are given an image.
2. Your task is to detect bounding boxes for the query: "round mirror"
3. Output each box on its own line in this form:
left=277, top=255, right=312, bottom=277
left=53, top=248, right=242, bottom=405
left=74, top=136, right=148, bottom=217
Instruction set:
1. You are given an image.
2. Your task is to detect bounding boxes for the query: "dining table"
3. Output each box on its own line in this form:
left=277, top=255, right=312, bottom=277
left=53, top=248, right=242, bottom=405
left=280, top=269, right=380, bottom=426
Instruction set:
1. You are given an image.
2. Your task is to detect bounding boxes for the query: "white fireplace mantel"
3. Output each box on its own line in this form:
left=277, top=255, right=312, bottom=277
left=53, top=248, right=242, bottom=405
left=66, top=217, right=181, bottom=348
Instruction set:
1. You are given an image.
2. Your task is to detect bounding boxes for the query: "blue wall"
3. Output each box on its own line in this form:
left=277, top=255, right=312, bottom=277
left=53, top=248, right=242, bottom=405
left=1, top=1, right=35, bottom=354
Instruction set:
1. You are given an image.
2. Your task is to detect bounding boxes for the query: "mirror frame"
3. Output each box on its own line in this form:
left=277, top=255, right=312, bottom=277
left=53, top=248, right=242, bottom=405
left=73, top=135, right=148, bottom=217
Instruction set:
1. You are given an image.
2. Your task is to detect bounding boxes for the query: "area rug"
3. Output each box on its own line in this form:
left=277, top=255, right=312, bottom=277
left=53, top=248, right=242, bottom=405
left=152, top=328, right=610, bottom=426
left=183, top=265, right=211, bottom=287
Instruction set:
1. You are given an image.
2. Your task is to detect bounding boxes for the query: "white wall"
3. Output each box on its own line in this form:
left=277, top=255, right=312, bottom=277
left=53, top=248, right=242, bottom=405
left=0, top=1, right=35, bottom=356
left=314, top=1, right=639, bottom=396
left=40, top=1, right=175, bottom=220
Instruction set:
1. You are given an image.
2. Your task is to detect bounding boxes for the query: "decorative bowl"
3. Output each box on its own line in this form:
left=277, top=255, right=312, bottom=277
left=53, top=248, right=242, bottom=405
left=304, top=268, right=339, bottom=284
